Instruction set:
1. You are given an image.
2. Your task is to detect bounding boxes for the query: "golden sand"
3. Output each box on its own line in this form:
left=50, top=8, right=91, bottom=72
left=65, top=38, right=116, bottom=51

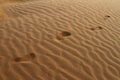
left=0, top=0, right=120, bottom=80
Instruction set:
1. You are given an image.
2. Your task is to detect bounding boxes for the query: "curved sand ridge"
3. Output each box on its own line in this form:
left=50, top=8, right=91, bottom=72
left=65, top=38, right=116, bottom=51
left=0, top=0, right=120, bottom=80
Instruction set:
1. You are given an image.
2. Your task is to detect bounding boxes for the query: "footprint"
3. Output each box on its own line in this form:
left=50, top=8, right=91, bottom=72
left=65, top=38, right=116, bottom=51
left=97, top=26, right=103, bottom=30
left=90, top=28, right=95, bottom=31
left=54, top=31, right=71, bottom=41
left=14, top=53, right=36, bottom=63
left=104, top=15, right=111, bottom=20
left=90, top=26, right=103, bottom=31
left=29, top=53, right=36, bottom=59
left=105, top=15, right=110, bottom=18
left=60, top=31, right=71, bottom=37
left=14, top=57, right=22, bottom=62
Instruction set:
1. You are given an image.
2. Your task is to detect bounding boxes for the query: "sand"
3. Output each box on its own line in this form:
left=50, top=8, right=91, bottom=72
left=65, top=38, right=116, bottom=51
left=0, top=0, right=120, bottom=80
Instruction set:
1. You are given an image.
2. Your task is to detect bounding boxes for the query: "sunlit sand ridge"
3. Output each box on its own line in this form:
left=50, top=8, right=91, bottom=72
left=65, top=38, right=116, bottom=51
left=0, top=0, right=120, bottom=80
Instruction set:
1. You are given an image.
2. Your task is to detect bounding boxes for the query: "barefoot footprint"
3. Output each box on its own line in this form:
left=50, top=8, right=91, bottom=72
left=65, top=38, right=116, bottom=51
left=90, top=26, right=103, bottom=31
left=14, top=53, right=36, bottom=63
left=54, top=31, right=71, bottom=41
left=61, top=31, right=71, bottom=36
left=104, top=15, right=111, bottom=20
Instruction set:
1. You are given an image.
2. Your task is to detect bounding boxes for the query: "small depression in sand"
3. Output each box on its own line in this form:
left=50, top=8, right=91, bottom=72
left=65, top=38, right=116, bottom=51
left=54, top=31, right=71, bottom=42
left=14, top=53, right=36, bottom=63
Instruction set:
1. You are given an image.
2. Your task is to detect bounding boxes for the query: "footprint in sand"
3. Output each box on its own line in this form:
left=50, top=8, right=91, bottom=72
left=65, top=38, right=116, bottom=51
left=104, top=15, right=111, bottom=20
left=97, top=26, right=103, bottom=30
left=60, top=31, right=71, bottom=36
left=90, top=26, right=103, bottom=31
left=14, top=53, right=36, bottom=63
left=54, top=31, right=71, bottom=41
left=90, top=28, right=95, bottom=31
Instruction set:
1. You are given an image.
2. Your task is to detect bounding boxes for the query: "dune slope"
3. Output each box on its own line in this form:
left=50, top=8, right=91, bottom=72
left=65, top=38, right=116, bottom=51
left=0, top=0, right=120, bottom=80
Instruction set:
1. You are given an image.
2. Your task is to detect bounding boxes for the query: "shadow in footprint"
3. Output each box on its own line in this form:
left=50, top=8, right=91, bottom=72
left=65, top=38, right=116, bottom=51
left=14, top=57, right=21, bottom=62
left=97, top=26, right=103, bottom=30
left=61, top=31, right=71, bottom=37
left=14, top=53, right=36, bottom=63
left=90, top=28, right=95, bottom=31
left=105, top=15, right=110, bottom=18
left=29, top=53, right=36, bottom=59
left=104, top=15, right=111, bottom=20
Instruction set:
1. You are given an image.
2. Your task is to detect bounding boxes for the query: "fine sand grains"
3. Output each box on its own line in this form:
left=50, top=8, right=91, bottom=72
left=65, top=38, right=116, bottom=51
left=0, top=0, right=120, bottom=80
left=0, top=8, right=9, bottom=23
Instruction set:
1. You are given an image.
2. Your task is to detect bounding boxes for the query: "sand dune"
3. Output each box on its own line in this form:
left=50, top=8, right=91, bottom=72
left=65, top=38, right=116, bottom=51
left=0, top=0, right=120, bottom=80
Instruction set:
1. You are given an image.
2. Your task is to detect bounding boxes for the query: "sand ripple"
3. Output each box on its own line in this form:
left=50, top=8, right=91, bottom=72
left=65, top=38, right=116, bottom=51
left=0, top=0, right=120, bottom=80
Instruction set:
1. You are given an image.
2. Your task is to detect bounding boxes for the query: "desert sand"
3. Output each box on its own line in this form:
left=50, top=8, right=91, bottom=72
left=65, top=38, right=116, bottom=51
left=0, top=0, right=120, bottom=80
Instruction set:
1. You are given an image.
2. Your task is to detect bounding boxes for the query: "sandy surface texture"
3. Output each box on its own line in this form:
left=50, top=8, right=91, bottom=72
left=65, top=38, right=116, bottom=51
left=0, top=0, right=120, bottom=80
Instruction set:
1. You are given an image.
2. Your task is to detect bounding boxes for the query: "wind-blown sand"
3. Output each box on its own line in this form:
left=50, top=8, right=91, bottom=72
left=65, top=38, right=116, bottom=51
left=0, top=0, right=120, bottom=80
